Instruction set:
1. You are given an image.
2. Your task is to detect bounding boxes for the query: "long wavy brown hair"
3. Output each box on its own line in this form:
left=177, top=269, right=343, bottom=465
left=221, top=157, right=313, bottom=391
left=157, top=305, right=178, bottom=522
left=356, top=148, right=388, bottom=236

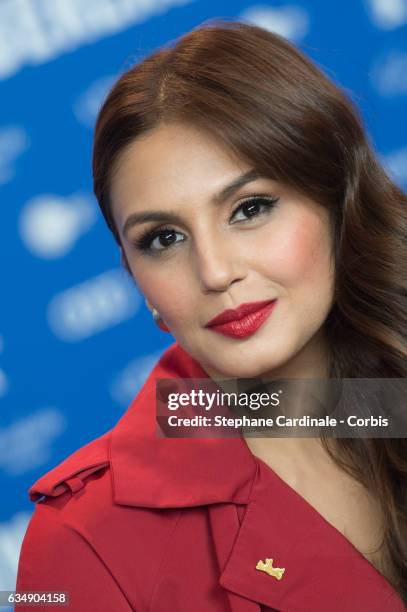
left=92, top=20, right=407, bottom=601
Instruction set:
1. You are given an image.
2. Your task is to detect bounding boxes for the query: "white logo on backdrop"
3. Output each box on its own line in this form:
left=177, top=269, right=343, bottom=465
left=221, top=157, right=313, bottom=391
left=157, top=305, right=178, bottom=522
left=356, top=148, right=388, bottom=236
left=382, top=147, right=407, bottom=187
left=0, top=0, right=193, bottom=80
left=370, top=51, right=407, bottom=96
left=364, top=0, right=407, bottom=29
left=47, top=268, right=142, bottom=342
left=0, top=408, right=66, bottom=476
left=109, top=350, right=167, bottom=407
left=239, top=4, right=310, bottom=41
left=73, top=75, right=118, bottom=128
left=0, top=126, right=30, bottom=185
left=18, top=193, right=98, bottom=259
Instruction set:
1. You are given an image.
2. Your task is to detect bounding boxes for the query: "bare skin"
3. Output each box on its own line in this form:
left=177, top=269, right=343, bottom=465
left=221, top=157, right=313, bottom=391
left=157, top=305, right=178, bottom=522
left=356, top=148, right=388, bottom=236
left=243, top=435, right=389, bottom=581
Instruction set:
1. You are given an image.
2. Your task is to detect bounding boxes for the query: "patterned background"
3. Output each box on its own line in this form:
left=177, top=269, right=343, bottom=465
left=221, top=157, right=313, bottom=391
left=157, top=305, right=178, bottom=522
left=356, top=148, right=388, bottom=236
left=1, top=0, right=406, bottom=596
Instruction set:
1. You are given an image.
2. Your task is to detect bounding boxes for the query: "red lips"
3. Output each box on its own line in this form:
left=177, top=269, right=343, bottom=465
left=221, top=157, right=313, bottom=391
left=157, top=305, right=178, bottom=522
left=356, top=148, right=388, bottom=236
left=205, top=300, right=276, bottom=327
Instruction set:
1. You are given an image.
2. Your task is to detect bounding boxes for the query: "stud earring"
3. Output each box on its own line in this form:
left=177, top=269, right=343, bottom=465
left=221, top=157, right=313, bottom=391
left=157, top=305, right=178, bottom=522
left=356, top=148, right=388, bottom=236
left=145, top=299, right=170, bottom=332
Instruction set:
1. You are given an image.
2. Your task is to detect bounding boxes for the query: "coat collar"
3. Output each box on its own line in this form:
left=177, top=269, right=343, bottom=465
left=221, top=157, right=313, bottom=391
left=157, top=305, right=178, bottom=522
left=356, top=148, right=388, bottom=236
left=27, top=341, right=256, bottom=505
left=109, top=341, right=258, bottom=508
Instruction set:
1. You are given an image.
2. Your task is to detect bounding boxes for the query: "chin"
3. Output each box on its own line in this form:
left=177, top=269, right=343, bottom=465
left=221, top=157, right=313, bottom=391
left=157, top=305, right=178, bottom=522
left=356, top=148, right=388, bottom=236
left=207, top=359, right=278, bottom=381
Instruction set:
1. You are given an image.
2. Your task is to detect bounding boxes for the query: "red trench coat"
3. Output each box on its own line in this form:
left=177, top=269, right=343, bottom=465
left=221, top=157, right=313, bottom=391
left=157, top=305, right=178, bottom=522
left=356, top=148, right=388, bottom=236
left=16, top=342, right=405, bottom=611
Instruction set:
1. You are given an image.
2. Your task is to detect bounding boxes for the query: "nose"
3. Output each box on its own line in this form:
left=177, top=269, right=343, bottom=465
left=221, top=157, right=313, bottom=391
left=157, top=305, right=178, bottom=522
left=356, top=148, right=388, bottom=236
left=194, top=233, right=246, bottom=293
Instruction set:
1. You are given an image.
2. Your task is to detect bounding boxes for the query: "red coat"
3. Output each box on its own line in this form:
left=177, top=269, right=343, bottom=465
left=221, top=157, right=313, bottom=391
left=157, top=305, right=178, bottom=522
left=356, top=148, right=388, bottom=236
left=16, top=342, right=405, bottom=611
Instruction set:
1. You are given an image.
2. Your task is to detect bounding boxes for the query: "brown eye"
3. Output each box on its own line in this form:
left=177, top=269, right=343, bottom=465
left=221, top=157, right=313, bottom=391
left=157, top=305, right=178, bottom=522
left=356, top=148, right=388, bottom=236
left=230, top=196, right=279, bottom=223
left=134, top=227, right=185, bottom=253
left=151, top=229, right=178, bottom=250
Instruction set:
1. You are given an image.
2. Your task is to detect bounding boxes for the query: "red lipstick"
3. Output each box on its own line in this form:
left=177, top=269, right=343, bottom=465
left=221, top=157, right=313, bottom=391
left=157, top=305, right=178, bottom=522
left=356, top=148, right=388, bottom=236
left=205, top=300, right=277, bottom=339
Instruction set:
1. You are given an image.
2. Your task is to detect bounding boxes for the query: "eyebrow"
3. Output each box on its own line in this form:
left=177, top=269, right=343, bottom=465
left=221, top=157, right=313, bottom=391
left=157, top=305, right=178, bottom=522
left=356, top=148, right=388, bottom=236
left=122, top=169, right=262, bottom=238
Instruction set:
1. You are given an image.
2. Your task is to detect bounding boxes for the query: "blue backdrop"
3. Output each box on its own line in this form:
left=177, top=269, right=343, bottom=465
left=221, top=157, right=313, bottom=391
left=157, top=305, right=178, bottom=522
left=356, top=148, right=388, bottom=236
left=1, top=0, right=406, bottom=595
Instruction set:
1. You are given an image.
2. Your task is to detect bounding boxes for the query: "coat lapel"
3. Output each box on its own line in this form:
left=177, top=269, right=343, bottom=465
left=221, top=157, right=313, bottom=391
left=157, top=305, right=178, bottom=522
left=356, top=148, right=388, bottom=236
left=208, top=457, right=405, bottom=612
left=208, top=503, right=262, bottom=612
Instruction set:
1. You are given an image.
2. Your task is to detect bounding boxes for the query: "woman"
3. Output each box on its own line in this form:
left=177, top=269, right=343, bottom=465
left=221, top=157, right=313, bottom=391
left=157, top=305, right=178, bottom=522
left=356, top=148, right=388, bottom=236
left=16, top=20, right=406, bottom=611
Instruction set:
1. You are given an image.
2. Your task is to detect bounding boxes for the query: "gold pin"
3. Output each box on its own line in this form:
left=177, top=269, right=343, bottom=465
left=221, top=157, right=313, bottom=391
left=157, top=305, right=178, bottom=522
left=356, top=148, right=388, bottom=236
left=256, top=558, right=285, bottom=580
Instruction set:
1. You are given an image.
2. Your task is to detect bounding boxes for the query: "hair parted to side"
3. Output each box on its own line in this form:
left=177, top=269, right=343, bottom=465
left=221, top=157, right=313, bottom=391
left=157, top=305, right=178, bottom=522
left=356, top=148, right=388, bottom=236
left=93, top=20, right=407, bottom=599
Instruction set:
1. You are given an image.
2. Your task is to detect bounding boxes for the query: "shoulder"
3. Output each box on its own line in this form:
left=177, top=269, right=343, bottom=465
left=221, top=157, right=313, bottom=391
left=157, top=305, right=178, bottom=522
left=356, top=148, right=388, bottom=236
left=18, top=469, right=136, bottom=610
left=28, top=430, right=111, bottom=504
left=25, top=423, right=183, bottom=543
left=19, top=429, right=182, bottom=610
left=23, top=430, right=120, bottom=546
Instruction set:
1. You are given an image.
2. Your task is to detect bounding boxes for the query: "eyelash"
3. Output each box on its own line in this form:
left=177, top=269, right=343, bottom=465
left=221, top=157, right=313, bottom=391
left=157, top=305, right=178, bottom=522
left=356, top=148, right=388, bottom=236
left=132, top=195, right=280, bottom=255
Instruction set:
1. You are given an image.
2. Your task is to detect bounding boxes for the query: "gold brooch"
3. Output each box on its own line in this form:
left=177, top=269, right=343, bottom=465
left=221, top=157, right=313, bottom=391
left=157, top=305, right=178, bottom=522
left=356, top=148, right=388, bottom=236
left=256, top=558, right=285, bottom=580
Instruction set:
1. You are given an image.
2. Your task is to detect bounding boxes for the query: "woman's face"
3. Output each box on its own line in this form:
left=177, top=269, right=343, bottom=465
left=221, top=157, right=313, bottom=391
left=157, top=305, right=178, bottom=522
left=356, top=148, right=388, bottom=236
left=110, top=122, right=335, bottom=380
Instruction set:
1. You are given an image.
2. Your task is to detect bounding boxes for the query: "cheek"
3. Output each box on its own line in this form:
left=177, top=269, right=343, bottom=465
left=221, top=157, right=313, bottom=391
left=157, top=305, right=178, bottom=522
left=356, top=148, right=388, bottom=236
left=131, top=264, right=192, bottom=321
left=259, top=212, right=333, bottom=289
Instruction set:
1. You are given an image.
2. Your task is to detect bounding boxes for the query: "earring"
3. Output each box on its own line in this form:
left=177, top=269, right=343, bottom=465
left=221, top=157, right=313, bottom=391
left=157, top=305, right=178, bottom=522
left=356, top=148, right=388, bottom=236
left=145, top=300, right=170, bottom=332
left=152, top=308, right=171, bottom=332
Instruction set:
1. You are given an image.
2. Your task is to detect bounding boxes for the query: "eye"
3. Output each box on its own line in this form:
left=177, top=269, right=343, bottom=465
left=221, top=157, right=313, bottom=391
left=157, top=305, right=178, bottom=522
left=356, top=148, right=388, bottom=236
left=230, top=195, right=279, bottom=224
left=132, top=195, right=279, bottom=255
left=134, top=227, right=184, bottom=253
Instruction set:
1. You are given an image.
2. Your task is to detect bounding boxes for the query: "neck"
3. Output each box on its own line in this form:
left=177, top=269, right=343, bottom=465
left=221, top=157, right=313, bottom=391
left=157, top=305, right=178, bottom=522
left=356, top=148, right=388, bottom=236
left=209, top=326, right=334, bottom=460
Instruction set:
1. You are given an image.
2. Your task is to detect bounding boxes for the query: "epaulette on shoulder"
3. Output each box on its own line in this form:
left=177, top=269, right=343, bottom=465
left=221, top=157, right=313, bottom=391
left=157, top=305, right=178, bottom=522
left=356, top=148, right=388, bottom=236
left=29, top=431, right=110, bottom=502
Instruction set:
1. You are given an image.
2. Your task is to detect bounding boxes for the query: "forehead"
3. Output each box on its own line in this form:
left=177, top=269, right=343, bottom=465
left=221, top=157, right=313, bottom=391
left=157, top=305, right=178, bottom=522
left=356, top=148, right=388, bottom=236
left=109, top=122, right=251, bottom=224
